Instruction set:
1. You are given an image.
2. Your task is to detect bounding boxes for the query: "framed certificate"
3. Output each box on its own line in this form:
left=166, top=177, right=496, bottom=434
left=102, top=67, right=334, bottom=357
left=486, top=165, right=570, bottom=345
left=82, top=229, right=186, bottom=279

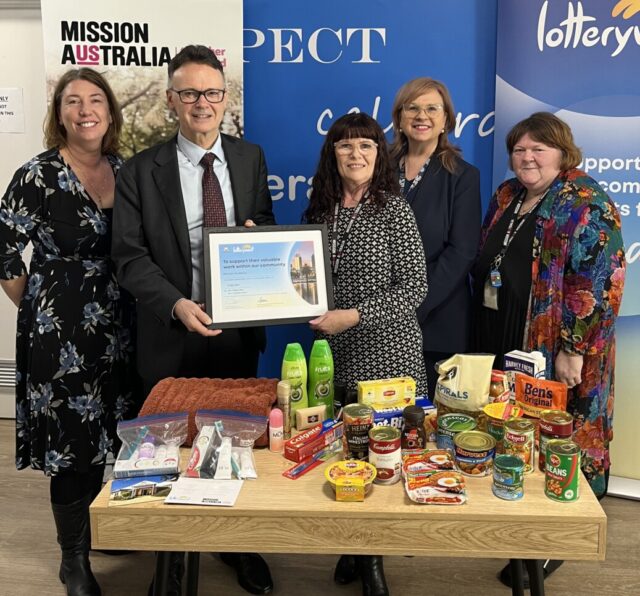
left=203, top=224, right=334, bottom=328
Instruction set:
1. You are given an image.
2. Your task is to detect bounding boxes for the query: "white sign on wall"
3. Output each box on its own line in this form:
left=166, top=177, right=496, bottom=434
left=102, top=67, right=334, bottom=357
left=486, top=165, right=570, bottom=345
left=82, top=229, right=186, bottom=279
left=0, top=88, right=25, bottom=133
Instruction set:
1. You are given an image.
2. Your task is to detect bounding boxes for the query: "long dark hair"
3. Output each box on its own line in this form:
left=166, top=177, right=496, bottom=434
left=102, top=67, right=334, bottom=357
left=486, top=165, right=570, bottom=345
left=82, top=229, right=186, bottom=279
left=304, top=113, right=399, bottom=223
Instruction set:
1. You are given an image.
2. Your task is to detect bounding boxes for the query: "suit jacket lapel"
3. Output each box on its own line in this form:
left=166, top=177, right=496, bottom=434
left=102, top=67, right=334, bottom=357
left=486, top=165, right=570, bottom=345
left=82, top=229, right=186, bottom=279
left=222, top=134, right=249, bottom=224
left=152, top=138, right=192, bottom=271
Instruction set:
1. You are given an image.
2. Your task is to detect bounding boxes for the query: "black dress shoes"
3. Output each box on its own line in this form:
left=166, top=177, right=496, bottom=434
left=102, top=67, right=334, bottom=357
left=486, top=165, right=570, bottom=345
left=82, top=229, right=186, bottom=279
left=147, top=552, right=185, bottom=596
left=359, top=555, right=389, bottom=596
left=334, top=554, right=359, bottom=585
left=220, top=552, right=273, bottom=595
left=498, top=559, right=564, bottom=589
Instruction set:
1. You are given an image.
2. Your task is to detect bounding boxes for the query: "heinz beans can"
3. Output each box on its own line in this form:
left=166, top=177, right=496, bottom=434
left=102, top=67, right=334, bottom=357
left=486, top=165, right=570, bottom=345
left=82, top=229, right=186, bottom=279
left=503, top=418, right=536, bottom=474
left=545, top=439, right=580, bottom=502
left=538, top=410, right=573, bottom=472
left=492, top=454, right=525, bottom=501
left=369, top=426, right=401, bottom=485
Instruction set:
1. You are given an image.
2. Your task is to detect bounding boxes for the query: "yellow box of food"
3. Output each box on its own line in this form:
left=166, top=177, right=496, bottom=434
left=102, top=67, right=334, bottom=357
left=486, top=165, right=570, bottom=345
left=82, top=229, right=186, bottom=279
left=357, top=377, right=416, bottom=410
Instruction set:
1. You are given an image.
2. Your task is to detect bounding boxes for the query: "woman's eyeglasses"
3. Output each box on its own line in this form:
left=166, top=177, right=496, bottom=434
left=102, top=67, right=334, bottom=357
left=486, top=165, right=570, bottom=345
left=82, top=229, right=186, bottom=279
left=334, top=140, right=378, bottom=155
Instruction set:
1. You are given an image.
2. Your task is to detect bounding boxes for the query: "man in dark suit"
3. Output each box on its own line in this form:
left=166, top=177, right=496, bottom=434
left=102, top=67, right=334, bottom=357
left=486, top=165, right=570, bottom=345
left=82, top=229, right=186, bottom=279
left=112, top=45, right=275, bottom=595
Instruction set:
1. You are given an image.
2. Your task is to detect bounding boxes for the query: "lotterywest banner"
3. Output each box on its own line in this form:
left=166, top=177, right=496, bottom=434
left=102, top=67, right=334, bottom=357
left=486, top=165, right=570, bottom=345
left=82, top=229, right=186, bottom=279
left=243, top=0, right=498, bottom=373
left=40, top=0, right=243, bottom=158
left=494, top=0, right=640, bottom=481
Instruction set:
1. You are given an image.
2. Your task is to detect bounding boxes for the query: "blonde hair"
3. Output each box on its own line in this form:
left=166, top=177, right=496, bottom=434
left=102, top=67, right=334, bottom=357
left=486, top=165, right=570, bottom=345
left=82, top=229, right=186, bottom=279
left=389, top=77, right=461, bottom=173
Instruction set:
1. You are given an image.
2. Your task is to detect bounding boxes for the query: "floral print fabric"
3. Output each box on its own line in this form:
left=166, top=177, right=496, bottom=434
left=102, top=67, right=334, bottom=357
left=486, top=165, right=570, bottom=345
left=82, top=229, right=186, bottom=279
left=0, top=149, right=139, bottom=476
left=480, top=169, right=625, bottom=496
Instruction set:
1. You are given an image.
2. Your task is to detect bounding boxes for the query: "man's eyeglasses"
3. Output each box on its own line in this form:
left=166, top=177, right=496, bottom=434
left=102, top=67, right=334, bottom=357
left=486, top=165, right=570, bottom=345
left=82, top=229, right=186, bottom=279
left=169, top=88, right=226, bottom=104
left=334, top=140, right=378, bottom=155
left=402, top=103, right=444, bottom=118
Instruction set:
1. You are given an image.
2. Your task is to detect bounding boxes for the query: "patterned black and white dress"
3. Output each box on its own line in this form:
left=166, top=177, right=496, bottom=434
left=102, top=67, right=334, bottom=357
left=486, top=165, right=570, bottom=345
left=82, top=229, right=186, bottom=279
left=321, top=196, right=428, bottom=394
left=0, top=149, right=139, bottom=476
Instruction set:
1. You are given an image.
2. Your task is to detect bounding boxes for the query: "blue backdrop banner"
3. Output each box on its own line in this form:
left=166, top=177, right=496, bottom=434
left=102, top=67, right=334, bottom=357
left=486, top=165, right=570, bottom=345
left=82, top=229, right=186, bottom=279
left=243, top=0, right=498, bottom=376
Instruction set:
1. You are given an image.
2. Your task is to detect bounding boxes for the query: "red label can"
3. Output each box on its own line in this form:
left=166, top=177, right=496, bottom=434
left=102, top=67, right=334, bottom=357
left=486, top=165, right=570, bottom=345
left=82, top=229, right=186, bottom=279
left=369, top=426, right=401, bottom=485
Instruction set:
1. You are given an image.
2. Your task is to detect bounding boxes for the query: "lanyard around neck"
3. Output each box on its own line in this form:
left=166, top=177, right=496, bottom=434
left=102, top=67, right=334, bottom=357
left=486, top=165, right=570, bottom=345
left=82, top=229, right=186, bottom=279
left=399, top=156, right=430, bottom=199
left=331, top=196, right=367, bottom=276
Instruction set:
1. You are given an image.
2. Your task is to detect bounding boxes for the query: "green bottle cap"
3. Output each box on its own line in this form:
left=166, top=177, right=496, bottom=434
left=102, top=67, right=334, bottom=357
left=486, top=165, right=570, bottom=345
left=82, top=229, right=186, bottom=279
left=283, top=342, right=305, bottom=361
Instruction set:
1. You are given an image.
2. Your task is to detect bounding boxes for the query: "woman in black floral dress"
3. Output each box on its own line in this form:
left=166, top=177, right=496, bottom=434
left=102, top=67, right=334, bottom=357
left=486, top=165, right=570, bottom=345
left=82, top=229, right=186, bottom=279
left=0, top=68, right=138, bottom=596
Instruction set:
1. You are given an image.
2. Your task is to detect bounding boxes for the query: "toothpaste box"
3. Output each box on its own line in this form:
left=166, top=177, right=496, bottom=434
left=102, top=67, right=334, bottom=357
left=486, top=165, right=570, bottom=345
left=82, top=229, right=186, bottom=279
left=503, top=350, right=546, bottom=402
left=284, top=419, right=344, bottom=463
left=357, top=377, right=416, bottom=411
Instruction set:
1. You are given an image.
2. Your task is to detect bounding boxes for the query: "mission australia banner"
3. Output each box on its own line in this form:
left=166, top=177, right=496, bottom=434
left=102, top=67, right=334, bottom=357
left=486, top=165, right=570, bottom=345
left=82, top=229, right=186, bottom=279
left=40, top=0, right=243, bottom=159
left=494, top=0, right=640, bottom=481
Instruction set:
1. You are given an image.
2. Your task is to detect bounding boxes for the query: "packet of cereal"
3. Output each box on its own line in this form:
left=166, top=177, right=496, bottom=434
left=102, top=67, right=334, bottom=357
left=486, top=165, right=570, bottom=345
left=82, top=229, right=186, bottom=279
left=514, top=373, right=567, bottom=419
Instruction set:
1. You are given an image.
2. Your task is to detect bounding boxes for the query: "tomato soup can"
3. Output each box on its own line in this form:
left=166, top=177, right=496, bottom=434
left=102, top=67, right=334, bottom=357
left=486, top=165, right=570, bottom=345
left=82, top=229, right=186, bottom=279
left=369, top=426, right=401, bottom=485
left=545, top=439, right=580, bottom=502
left=343, top=404, right=374, bottom=460
left=437, top=413, right=476, bottom=453
left=492, top=454, right=525, bottom=501
left=503, top=418, right=536, bottom=474
left=482, top=402, right=523, bottom=454
left=453, top=431, right=496, bottom=477
left=538, top=410, right=573, bottom=472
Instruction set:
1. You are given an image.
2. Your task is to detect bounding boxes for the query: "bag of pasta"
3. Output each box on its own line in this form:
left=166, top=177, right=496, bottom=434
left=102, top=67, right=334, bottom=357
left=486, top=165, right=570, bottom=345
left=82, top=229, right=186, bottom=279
left=435, top=354, right=495, bottom=423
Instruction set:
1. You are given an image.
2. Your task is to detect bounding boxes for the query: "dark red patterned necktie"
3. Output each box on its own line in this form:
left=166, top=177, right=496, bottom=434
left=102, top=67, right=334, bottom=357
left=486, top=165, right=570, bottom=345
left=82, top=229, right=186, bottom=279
left=200, top=152, right=227, bottom=227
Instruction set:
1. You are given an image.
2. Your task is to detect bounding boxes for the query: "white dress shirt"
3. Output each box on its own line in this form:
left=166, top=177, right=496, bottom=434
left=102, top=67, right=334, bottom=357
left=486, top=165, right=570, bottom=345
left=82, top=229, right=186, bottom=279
left=176, top=131, right=236, bottom=303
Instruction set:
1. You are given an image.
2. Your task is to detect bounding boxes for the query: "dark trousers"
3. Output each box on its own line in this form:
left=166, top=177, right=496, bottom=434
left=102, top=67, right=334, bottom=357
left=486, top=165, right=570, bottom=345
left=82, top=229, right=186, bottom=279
left=424, top=350, right=454, bottom=401
left=142, top=328, right=259, bottom=397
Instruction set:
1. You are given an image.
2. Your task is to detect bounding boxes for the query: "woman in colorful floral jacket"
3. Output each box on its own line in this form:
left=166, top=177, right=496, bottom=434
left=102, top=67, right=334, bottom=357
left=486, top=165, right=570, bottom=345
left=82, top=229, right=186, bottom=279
left=473, top=112, right=625, bottom=586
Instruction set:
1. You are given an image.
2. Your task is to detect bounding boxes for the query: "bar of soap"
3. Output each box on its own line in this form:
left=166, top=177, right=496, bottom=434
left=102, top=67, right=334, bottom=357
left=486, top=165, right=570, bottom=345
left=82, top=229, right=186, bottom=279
left=295, top=405, right=327, bottom=430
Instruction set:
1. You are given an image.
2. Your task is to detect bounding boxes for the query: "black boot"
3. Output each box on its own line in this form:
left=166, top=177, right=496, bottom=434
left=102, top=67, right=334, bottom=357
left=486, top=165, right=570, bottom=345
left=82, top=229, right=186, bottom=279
left=51, top=495, right=101, bottom=596
left=220, top=552, right=273, bottom=594
left=498, top=559, right=564, bottom=589
left=359, top=555, right=389, bottom=596
left=334, top=554, right=359, bottom=585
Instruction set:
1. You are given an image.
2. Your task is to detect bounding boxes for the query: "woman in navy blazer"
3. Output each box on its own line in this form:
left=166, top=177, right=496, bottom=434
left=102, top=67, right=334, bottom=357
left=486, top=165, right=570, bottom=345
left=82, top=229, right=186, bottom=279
left=389, top=78, right=482, bottom=399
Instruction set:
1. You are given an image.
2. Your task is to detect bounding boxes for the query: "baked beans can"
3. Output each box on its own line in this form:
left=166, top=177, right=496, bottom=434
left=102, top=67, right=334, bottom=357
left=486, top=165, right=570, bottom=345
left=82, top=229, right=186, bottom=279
left=437, top=413, right=476, bottom=453
left=342, top=403, right=374, bottom=460
left=453, top=431, right=496, bottom=477
left=538, top=410, right=574, bottom=472
left=503, top=418, right=536, bottom=474
left=545, top=439, right=580, bottom=502
left=492, top=454, right=525, bottom=500
left=369, top=426, right=401, bottom=485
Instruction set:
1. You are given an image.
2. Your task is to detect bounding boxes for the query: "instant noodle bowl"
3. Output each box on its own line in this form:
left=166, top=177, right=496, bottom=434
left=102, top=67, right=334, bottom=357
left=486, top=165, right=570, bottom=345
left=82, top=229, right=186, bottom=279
left=538, top=410, right=573, bottom=472
left=482, top=402, right=523, bottom=453
left=369, top=426, right=401, bottom=485
left=503, top=418, right=536, bottom=474
left=545, top=439, right=580, bottom=502
left=492, top=454, right=525, bottom=501
left=453, top=431, right=496, bottom=476
left=437, top=413, right=476, bottom=452
left=325, top=459, right=376, bottom=494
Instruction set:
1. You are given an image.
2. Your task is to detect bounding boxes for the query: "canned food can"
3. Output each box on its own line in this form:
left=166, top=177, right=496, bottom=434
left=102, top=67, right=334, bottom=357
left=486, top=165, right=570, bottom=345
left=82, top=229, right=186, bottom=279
left=492, top=454, right=525, bottom=500
left=538, top=410, right=573, bottom=472
left=369, top=426, right=401, bottom=485
left=437, top=413, right=476, bottom=452
left=503, top=418, right=536, bottom=474
left=342, top=403, right=374, bottom=460
left=545, top=439, right=580, bottom=502
left=482, top=402, right=523, bottom=454
left=453, top=431, right=496, bottom=476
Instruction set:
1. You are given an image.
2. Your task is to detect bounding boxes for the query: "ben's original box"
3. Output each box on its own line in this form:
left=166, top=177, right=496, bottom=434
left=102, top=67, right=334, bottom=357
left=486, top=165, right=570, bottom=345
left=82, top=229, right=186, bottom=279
left=357, top=377, right=416, bottom=411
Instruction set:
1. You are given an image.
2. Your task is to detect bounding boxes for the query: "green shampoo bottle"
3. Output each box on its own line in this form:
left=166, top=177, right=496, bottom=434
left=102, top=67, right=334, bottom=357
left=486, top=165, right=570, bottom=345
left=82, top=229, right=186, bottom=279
left=308, top=339, right=334, bottom=418
left=281, top=343, right=308, bottom=428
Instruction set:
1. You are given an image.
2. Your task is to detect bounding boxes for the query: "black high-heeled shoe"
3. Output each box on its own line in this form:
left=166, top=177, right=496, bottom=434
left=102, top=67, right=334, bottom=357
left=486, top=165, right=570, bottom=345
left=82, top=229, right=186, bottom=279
left=334, top=554, right=359, bottom=585
left=498, top=559, right=564, bottom=589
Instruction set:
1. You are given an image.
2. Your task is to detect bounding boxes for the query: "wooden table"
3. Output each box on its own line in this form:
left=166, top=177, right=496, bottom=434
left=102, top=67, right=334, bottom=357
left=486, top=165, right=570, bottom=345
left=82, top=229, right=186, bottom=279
left=90, top=448, right=606, bottom=595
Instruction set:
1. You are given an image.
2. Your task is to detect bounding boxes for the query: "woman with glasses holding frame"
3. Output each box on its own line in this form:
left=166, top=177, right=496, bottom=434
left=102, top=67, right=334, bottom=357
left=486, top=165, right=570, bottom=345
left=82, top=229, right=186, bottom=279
left=390, top=78, right=482, bottom=399
left=304, top=112, right=427, bottom=596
